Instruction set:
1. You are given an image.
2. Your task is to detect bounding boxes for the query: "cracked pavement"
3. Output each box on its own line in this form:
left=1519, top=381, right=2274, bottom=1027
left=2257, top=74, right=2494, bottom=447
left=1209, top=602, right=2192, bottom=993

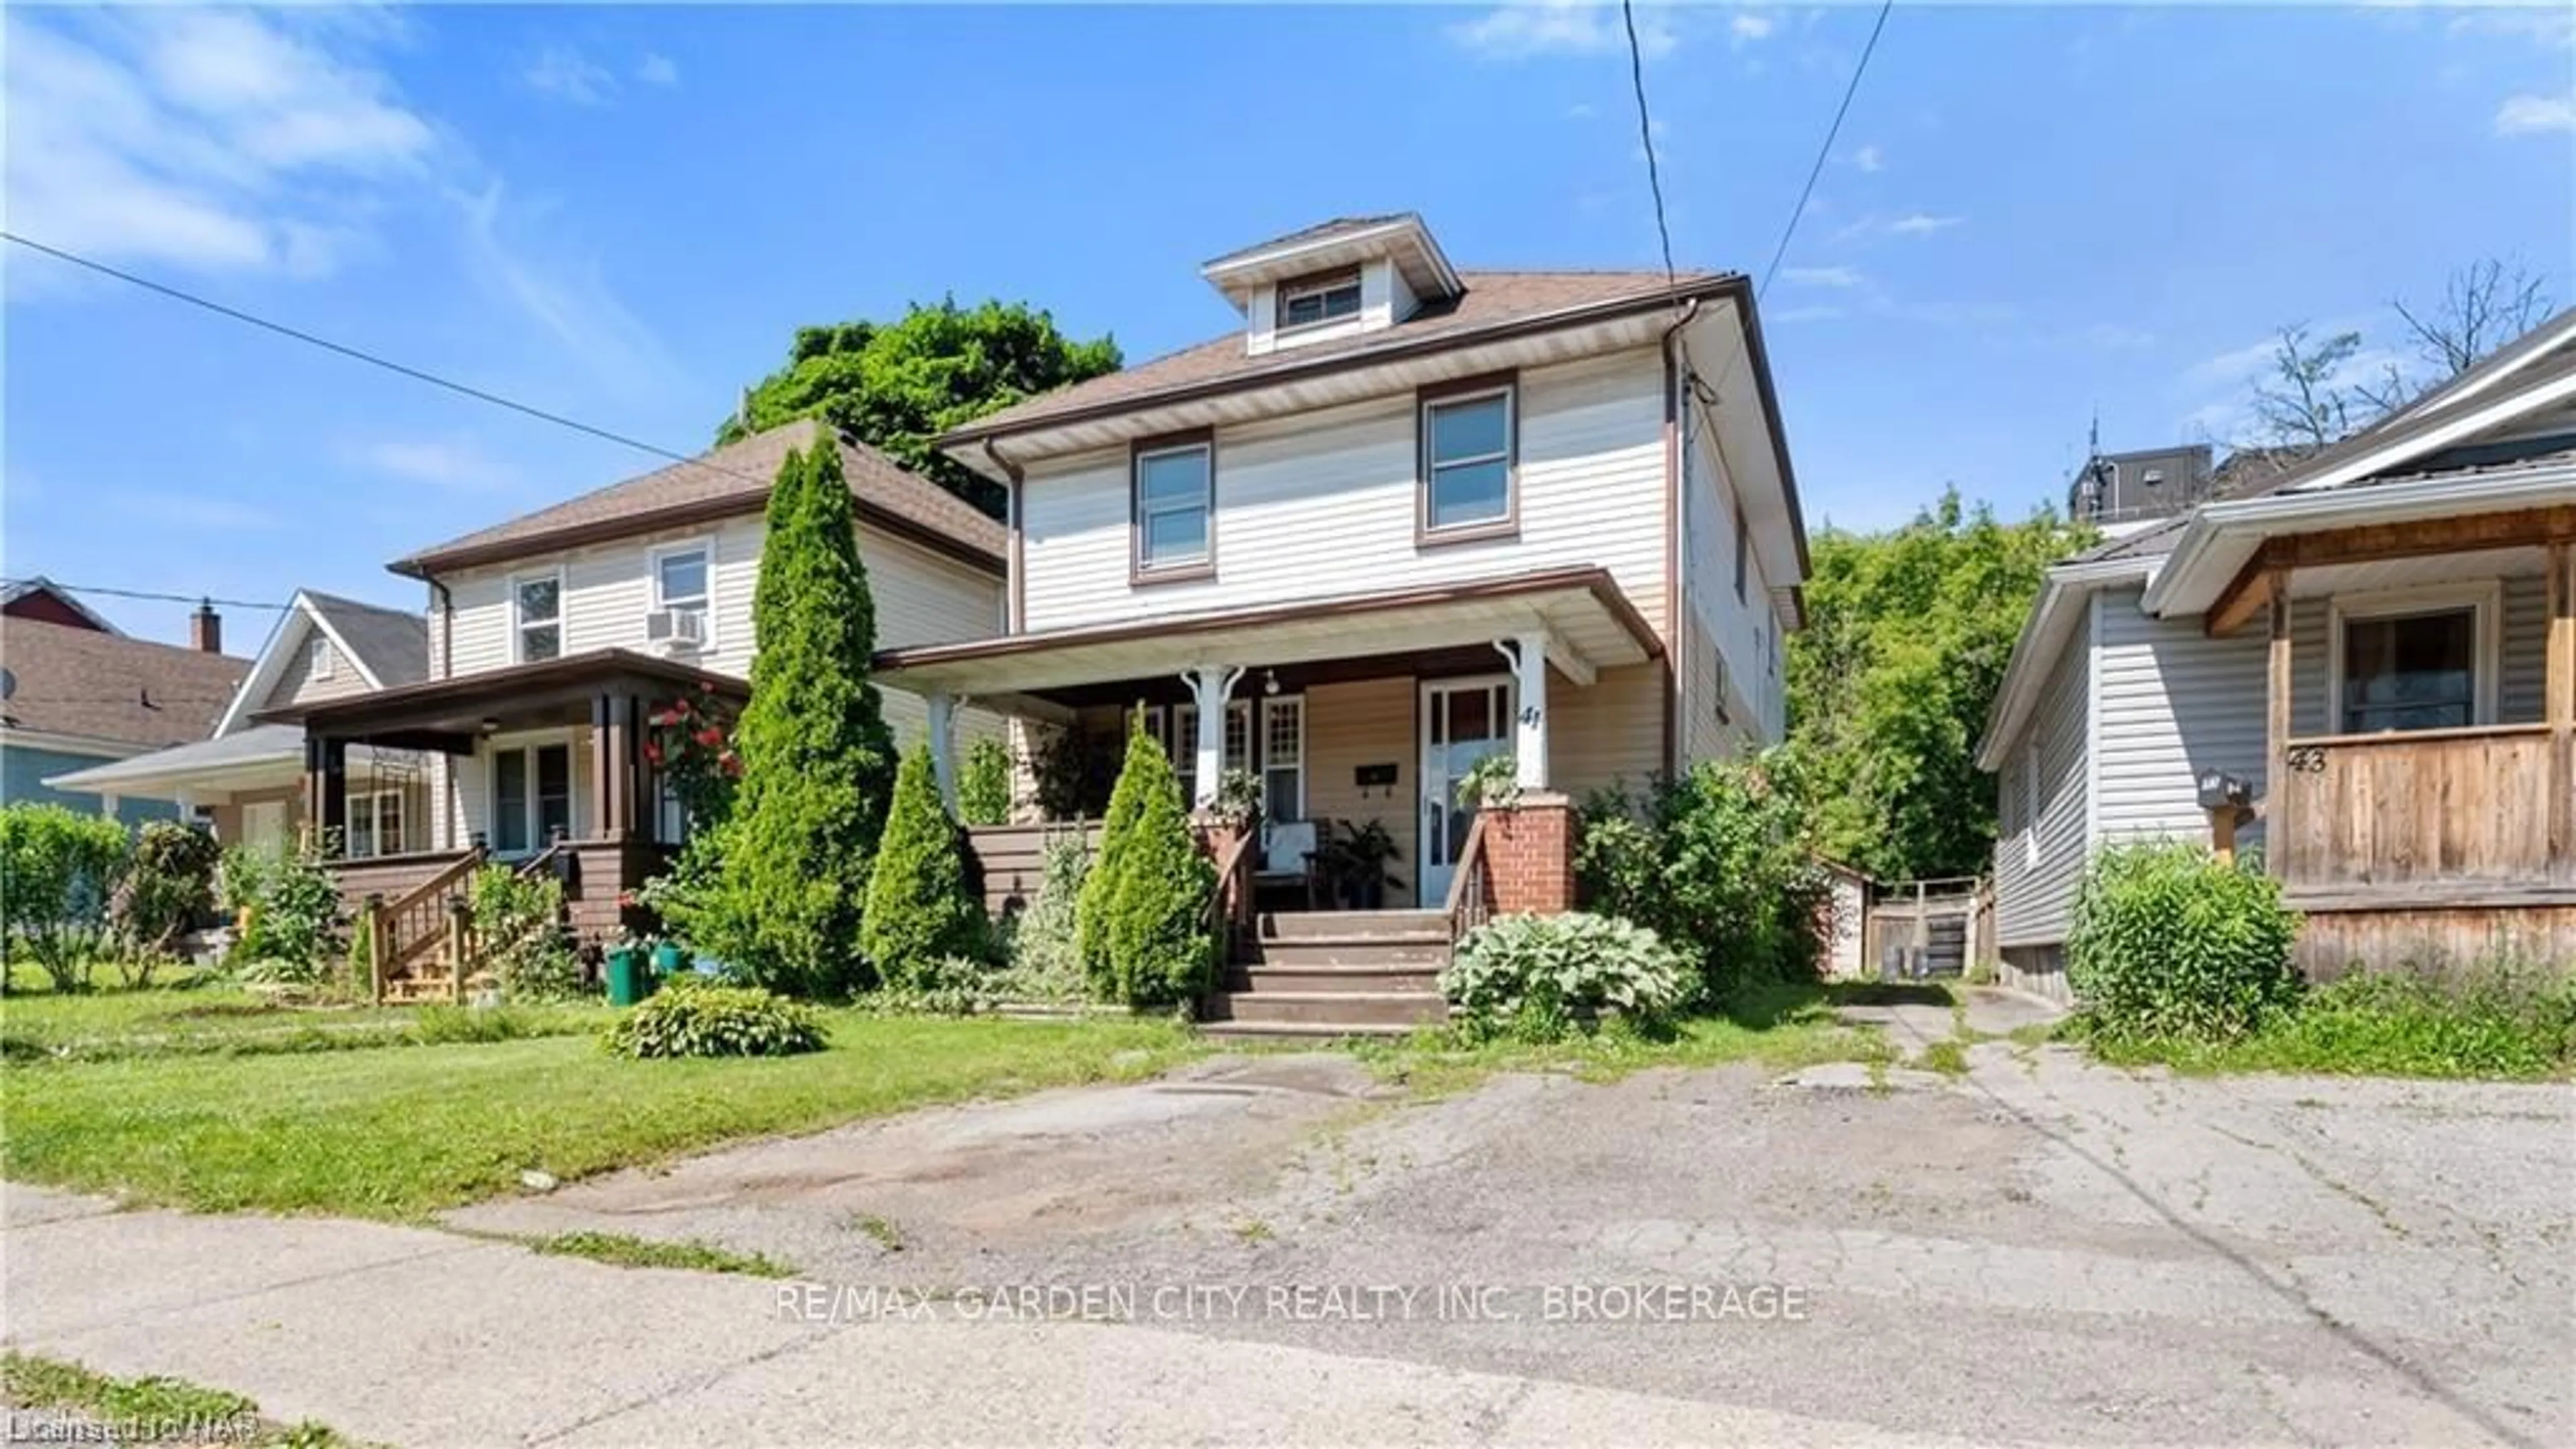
left=7, top=1032, right=2571, bottom=1446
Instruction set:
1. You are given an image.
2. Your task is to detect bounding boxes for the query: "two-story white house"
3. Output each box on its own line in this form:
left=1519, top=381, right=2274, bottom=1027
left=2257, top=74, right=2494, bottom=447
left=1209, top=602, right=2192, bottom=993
left=875, top=215, right=1811, bottom=1029
left=265, top=419, right=1007, bottom=958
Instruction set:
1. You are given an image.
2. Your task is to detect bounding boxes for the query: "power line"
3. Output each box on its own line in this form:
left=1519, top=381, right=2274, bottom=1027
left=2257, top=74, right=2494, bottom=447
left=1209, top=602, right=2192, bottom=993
left=1620, top=0, right=1676, bottom=291
left=1758, top=0, right=1896, bottom=301
left=3, top=578, right=290, bottom=612
left=0, top=231, right=773, bottom=492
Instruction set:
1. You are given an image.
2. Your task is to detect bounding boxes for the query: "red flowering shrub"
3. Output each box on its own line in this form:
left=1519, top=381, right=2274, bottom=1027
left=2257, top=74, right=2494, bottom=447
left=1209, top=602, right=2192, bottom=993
left=649, top=688, right=742, bottom=833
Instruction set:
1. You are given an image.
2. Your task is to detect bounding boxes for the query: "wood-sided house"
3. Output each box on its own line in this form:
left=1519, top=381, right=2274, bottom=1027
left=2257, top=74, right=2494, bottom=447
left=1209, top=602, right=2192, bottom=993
left=255, top=420, right=1008, bottom=977
left=1980, top=307, right=2576, bottom=996
left=874, top=213, right=1812, bottom=1034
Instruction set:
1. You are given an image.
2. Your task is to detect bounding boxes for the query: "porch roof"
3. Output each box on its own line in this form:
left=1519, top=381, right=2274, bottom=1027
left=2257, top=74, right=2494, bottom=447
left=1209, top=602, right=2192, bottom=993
left=260, top=649, right=747, bottom=751
left=873, top=566, right=1661, bottom=699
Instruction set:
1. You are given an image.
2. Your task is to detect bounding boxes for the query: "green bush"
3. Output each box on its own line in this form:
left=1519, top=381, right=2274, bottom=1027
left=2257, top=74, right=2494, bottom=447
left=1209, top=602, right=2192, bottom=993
left=1081, top=729, right=1216, bottom=1008
left=115, top=821, right=221, bottom=979
left=603, top=981, right=827, bottom=1059
left=1576, top=754, right=1829, bottom=999
left=0, top=803, right=130, bottom=994
left=230, top=843, right=341, bottom=984
left=665, top=439, right=896, bottom=997
left=1441, top=912, right=1693, bottom=1042
left=995, top=833, right=1087, bottom=1003
left=2066, top=840, right=2303, bottom=1042
left=1077, top=722, right=1157, bottom=1000
left=470, top=865, right=582, bottom=1001
left=862, top=746, right=989, bottom=988
left=959, top=736, right=1013, bottom=826
left=866, top=954, right=996, bottom=1017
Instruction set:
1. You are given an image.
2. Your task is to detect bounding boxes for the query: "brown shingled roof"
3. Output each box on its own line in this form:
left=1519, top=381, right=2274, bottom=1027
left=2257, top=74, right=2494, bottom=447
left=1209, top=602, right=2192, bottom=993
left=0, top=619, right=250, bottom=750
left=391, top=419, right=1005, bottom=578
left=1203, top=214, right=1414, bottom=266
left=947, top=270, right=1736, bottom=443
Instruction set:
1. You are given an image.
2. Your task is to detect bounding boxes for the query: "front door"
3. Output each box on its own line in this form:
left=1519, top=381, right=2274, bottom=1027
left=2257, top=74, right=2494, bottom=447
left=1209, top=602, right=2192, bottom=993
left=1419, top=676, right=1515, bottom=907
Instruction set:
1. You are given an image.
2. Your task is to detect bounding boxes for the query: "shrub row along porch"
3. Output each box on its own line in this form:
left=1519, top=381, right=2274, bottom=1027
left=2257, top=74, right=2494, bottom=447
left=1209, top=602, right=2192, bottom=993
left=890, top=570, right=1661, bottom=1035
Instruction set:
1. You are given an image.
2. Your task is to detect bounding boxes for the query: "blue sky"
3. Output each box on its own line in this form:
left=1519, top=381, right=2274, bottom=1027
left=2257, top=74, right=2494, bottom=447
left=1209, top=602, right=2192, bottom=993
left=5, top=3, right=2571, bottom=646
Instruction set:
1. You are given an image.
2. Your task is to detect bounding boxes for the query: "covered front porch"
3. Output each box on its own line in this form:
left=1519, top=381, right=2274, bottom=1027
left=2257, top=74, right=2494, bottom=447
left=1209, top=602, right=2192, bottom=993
left=268, top=650, right=749, bottom=953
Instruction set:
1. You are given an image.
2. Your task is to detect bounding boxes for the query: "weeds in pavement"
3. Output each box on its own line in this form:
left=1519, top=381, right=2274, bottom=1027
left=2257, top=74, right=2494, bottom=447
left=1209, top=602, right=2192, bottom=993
left=1, top=1351, right=360, bottom=1447
left=2077, top=966, right=2575, bottom=1081
left=845, top=1213, right=905, bottom=1252
left=527, top=1231, right=795, bottom=1278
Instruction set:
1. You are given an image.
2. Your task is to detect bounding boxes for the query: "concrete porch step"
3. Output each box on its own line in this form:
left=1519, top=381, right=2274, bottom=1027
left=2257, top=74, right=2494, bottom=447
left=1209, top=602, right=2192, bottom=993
left=1202, top=989, right=1448, bottom=1029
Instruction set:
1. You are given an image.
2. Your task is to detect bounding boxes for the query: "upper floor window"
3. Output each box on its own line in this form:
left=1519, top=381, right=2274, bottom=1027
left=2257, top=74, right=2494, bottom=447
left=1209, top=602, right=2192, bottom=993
left=652, top=543, right=710, bottom=646
left=515, top=572, right=563, bottom=663
left=1133, top=437, right=1214, bottom=580
left=310, top=635, right=334, bottom=681
left=1419, top=378, right=1517, bottom=541
left=1277, top=270, right=1362, bottom=331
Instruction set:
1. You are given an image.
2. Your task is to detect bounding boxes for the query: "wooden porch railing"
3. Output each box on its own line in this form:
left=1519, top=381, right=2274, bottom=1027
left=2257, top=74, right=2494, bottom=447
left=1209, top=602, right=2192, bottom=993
left=2270, top=722, right=2569, bottom=901
left=1444, top=812, right=1493, bottom=943
left=365, top=845, right=486, bottom=1003
left=1203, top=826, right=1258, bottom=962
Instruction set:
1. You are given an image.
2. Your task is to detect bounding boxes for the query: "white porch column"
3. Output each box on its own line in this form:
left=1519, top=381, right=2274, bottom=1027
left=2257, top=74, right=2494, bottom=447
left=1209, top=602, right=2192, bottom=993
left=99, top=792, right=121, bottom=823
left=1497, top=633, right=1550, bottom=792
left=1179, top=665, right=1244, bottom=808
left=925, top=692, right=959, bottom=811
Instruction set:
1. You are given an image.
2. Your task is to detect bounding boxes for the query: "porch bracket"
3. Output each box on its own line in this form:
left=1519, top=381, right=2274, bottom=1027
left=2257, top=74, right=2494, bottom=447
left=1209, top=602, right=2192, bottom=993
left=1178, top=665, right=1246, bottom=808
left=1494, top=633, right=1552, bottom=793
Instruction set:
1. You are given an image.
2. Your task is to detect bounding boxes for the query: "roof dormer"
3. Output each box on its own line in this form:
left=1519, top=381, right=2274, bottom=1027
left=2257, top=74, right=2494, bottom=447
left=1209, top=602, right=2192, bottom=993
left=1201, top=213, right=1463, bottom=357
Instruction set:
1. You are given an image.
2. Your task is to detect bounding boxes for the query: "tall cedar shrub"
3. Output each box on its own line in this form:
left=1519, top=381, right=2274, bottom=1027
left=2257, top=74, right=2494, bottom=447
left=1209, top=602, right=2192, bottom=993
left=957, top=736, right=1013, bottom=826
left=862, top=746, right=988, bottom=987
left=1101, top=737, right=1216, bottom=1007
left=2066, top=840, right=2302, bottom=1042
left=1075, top=718, right=1158, bottom=1000
left=696, top=440, right=899, bottom=996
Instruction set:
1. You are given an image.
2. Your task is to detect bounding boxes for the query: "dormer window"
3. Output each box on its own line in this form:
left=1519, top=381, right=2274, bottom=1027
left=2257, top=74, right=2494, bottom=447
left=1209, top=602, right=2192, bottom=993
left=1277, top=270, right=1362, bottom=331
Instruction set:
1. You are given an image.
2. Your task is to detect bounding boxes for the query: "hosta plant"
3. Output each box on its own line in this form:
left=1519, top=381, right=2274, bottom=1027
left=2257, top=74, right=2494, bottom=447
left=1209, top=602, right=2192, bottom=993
left=603, top=981, right=826, bottom=1059
left=1440, top=912, right=1693, bottom=1042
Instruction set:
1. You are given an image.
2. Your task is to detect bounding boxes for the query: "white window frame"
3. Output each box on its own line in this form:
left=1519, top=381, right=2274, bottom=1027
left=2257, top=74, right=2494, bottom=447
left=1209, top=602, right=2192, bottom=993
left=2324, top=581, right=2502, bottom=735
left=1420, top=384, right=1517, bottom=537
left=310, top=633, right=335, bottom=682
left=346, top=789, right=403, bottom=859
left=487, top=738, right=576, bottom=857
left=649, top=538, right=716, bottom=649
left=1134, top=442, right=1214, bottom=575
left=1276, top=269, right=1362, bottom=333
left=1261, top=694, right=1307, bottom=823
left=510, top=568, right=566, bottom=665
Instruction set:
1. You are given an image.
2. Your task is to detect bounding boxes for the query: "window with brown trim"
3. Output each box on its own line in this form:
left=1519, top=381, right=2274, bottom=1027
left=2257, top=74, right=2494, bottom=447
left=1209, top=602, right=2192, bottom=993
left=1132, top=436, right=1214, bottom=580
left=1418, top=377, right=1517, bottom=543
left=1277, top=269, right=1362, bottom=331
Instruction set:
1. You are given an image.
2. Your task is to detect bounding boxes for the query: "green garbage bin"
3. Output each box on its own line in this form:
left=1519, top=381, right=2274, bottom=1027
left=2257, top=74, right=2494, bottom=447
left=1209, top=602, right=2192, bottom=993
left=605, top=945, right=652, bottom=1006
left=651, top=941, right=688, bottom=980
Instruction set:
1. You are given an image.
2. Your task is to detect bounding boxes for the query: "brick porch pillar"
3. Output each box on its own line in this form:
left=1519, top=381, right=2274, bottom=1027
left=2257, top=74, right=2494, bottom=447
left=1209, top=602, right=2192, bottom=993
left=1483, top=792, right=1578, bottom=916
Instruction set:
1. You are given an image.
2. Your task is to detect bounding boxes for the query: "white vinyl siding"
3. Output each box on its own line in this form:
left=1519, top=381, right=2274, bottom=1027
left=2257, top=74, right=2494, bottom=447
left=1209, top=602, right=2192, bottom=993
left=1678, top=376, right=1785, bottom=747
left=1018, top=350, right=1672, bottom=641
left=2091, top=586, right=2269, bottom=850
left=1994, top=608, right=2090, bottom=948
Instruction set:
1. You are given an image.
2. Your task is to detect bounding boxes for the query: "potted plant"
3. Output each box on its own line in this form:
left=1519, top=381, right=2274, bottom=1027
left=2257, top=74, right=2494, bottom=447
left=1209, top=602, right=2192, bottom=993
left=1206, top=768, right=1263, bottom=833
left=1317, top=819, right=1405, bottom=910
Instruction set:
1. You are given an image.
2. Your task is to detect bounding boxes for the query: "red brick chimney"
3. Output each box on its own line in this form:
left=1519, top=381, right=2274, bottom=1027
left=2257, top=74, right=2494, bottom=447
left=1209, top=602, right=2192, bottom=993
left=189, top=600, right=222, bottom=654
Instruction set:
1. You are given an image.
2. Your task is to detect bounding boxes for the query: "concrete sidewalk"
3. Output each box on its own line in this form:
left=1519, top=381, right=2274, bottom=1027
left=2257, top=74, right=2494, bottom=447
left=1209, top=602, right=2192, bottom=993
left=4, top=1185, right=1994, bottom=1448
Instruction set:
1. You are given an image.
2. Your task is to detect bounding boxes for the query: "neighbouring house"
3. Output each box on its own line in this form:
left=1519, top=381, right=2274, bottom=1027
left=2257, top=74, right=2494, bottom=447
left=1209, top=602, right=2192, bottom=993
left=2, top=578, right=123, bottom=633
left=874, top=213, right=1811, bottom=1033
left=253, top=419, right=1007, bottom=978
left=46, top=590, right=429, bottom=855
left=2, top=604, right=249, bottom=826
left=2068, top=443, right=2215, bottom=527
left=1980, top=307, right=2576, bottom=998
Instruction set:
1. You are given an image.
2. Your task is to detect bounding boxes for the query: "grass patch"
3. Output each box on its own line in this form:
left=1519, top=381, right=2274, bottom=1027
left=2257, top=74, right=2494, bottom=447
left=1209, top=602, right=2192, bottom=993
left=845, top=1212, right=904, bottom=1252
left=2077, top=969, right=2575, bottom=1081
left=2, top=985, right=613, bottom=1064
left=526, top=1230, right=793, bottom=1278
left=2, top=1350, right=357, bottom=1446
left=1354, top=979, right=1888, bottom=1095
left=1917, top=1038, right=1970, bottom=1077
left=0, top=1013, right=1202, bottom=1219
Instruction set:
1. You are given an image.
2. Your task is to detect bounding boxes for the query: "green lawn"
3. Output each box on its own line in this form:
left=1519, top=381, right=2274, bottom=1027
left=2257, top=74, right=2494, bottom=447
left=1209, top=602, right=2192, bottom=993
left=1, top=968, right=612, bottom=1063
left=1, top=1010, right=1202, bottom=1219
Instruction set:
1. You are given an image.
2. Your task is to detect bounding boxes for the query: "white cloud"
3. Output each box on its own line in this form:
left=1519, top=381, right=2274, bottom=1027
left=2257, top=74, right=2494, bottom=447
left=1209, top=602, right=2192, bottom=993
left=1889, top=213, right=1962, bottom=236
left=356, top=438, right=519, bottom=494
left=1851, top=144, right=1884, bottom=172
left=1767, top=305, right=1845, bottom=324
left=1780, top=265, right=1866, bottom=289
left=1566, top=101, right=1596, bottom=119
left=2, top=9, right=433, bottom=278
left=523, top=46, right=612, bottom=105
left=2495, top=93, right=2575, bottom=135
left=113, top=492, right=284, bottom=532
left=457, top=180, right=678, bottom=395
left=2448, top=10, right=2575, bottom=50
left=1449, top=2, right=1672, bottom=61
left=1731, top=13, right=1776, bottom=48
left=635, top=53, right=679, bottom=87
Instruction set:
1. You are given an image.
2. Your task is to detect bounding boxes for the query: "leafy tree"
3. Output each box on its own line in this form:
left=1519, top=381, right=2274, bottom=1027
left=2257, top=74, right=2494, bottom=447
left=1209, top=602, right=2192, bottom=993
left=1784, top=489, right=2088, bottom=881
left=0, top=803, right=129, bottom=994
left=720, top=299, right=1121, bottom=519
left=863, top=746, right=989, bottom=987
left=677, top=441, right=900, bottom=996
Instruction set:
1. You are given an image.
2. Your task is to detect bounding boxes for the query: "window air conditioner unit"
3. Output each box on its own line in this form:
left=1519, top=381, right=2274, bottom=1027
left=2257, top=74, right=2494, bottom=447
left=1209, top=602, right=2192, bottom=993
left=646, top=608, right=706, bottom=651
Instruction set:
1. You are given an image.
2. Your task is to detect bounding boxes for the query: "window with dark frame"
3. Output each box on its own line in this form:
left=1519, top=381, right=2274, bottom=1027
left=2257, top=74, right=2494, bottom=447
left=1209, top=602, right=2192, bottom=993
left=1421, top=386, right=1514, bottom=535
left=1134, top=441, right=1212, bottom=574
left=1276, top=270, right=1362, bottom=330
left=2341, top=608, right=2476, bottom=733
left=1713, top=645, right=1731, bottom=725
left=1733, top=502, right=1750, bottom=602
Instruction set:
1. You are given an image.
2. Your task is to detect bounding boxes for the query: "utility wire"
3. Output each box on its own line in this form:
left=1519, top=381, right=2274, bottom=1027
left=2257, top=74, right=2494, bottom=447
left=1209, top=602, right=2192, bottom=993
left=3, top=578, right=290, bottom=612
left=1757, top=0, right=1896, bottom=302
left=1620, top=0, right=1677, bottom=292
left=0, top=231, right=774, bottom=491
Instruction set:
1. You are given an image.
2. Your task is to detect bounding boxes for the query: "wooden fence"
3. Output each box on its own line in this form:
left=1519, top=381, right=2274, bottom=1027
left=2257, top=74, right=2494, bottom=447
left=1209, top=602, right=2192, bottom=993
left=1861, top=877, right=1994, bottom=980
